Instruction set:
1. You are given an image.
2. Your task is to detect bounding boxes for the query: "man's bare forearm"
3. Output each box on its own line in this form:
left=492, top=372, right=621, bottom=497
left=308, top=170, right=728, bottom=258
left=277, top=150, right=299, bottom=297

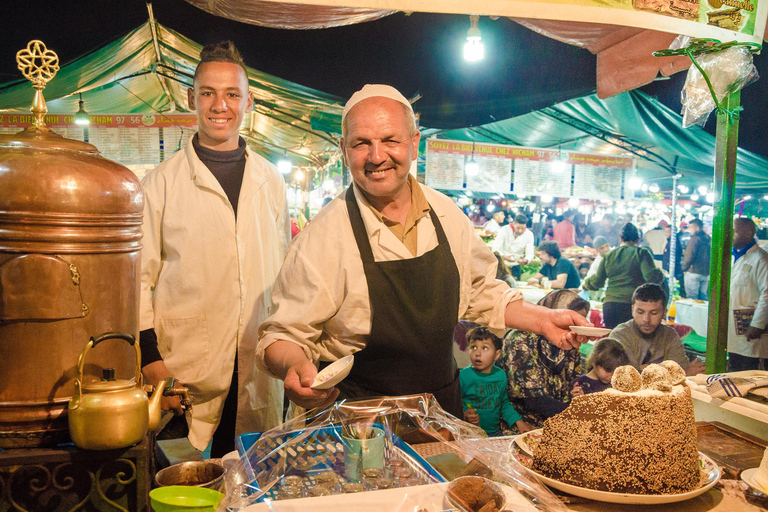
left=264, top=340, right=311, bottom=380
left=504, top=299, right=544, bottom=332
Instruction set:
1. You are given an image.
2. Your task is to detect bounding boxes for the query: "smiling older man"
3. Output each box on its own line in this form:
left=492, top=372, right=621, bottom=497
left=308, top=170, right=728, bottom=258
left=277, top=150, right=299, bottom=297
left=256, top=84, right=591, bottom=416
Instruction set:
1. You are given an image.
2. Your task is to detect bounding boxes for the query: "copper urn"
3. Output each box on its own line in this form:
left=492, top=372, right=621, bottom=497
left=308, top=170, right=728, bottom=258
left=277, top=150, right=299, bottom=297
left=0, top=41, right=143, bottom=448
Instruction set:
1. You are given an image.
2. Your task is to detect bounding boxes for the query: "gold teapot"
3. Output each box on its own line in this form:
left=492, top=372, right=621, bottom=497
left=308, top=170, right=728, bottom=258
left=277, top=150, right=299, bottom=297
left=68, top=331, right=190, bottom=450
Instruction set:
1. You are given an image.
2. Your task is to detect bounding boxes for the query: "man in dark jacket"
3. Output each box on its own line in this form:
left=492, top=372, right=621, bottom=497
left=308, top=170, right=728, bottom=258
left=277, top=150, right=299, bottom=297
left=682, top=218, right=711, bottom=300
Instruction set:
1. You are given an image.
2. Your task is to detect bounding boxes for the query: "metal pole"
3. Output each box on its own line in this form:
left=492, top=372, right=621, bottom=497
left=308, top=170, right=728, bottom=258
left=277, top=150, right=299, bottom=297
left=669, top=174, right=679, bottom=307
left=706, top=91, right=740, bottom=374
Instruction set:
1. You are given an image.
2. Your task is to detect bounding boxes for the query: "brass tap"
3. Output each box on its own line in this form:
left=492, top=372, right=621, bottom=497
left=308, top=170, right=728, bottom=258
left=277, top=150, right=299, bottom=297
left=143, top=380, right=193, bottom=411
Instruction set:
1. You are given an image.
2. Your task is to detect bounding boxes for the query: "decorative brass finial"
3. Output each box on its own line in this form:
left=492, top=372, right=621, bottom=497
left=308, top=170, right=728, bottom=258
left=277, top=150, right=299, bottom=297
left=16, top=40, right=60, bottom=130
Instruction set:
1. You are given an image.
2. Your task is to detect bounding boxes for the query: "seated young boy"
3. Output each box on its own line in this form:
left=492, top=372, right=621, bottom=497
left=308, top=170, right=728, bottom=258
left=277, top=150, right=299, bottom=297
left=460, top=327, right=534, bottom=436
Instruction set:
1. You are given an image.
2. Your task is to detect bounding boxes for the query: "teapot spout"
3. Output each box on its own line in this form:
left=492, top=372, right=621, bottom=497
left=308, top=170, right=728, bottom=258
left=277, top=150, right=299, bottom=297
left=148, top=377, right=174, bottom=431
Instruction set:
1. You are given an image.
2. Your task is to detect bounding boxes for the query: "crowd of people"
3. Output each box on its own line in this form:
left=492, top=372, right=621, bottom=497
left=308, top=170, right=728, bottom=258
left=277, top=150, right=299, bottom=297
left=461, top=284, right=706, bottom=436
left=135, top=40, right=766, bottom=456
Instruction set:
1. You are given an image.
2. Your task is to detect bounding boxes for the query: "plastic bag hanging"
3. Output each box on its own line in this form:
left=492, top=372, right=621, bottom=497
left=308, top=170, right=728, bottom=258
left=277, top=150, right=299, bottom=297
left=680, top=40, right=759, bottom=128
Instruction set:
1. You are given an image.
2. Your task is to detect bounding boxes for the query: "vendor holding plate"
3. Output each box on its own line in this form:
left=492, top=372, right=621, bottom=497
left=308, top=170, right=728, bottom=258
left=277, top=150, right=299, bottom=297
left=256, top=84, right=592, bottom=416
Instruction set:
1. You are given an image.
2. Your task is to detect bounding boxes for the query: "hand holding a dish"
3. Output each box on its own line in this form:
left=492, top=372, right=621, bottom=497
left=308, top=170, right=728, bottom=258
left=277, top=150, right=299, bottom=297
left=265, top=341, right=339, bottom=409
left=505, top=300, right=594, bottom=350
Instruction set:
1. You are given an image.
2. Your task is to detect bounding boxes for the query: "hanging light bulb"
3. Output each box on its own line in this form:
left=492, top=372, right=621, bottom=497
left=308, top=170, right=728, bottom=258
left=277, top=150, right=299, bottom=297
left=697, top=185, right=708, bottom=195
left=691, top=194, right=700, bottom=201
left=465, top=158, right=479, bottom=176
left=677, top=184, right=690, bottom=194
left=628, top=177, right=643, bottom=190
left=465, top=142, right=479, bottom=176
left=74, top=93, right=90, bottom=126
left=463, top=15, right=484, bottom=62
left=294, top=169, right=305, bottom=182
left=541, top=195, right=554, bottom=203
left=551, top=160, right=568, bottom=174
left=706, top=192, right=715, bottom=203
left=568, top=197, right=580, bottom=208
left=648, top=183, right=660, bottom=193
left=277, top=150, right=292, bottom=174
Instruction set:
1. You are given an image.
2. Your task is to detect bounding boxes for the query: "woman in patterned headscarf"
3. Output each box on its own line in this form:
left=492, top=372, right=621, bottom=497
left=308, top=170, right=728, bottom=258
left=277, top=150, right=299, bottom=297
left=497, top=290, right=588, bottom=431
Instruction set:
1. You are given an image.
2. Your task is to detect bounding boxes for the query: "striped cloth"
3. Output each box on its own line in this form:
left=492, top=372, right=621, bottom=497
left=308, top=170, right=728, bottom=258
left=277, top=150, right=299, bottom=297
left=702, top=374, right=768, bottom=398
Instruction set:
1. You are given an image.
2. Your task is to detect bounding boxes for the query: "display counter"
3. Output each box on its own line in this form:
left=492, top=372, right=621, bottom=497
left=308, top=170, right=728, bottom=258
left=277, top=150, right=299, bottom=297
left=690, top=381, right=768, bottom=442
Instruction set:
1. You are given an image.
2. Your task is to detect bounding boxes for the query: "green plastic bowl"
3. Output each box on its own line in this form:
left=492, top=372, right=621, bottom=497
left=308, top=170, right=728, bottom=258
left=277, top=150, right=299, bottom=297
left=149, top=486, right=223, bottom=512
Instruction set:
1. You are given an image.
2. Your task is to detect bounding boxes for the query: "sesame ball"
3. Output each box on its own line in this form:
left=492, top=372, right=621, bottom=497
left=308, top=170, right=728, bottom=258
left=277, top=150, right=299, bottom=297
left=642, top=364, right=672, bottom=391
left=659, top=360, right=686, bottom=385
left=611, top=365, right=642, bottom=392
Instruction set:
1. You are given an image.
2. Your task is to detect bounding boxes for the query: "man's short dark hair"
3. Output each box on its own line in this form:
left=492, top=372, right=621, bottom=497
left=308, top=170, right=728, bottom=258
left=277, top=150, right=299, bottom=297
left=632, top=283, right=666, bottom=305
left=563, top=209, right=576, bottom=220
left=194, top=41, right=248, bottom=82
left=514, top=213, right=528, bottom=225
left=466, top=326, right=502, bottom=351
left=735, top=217, right=756, bottom=236
left=620, top=222, right=640, bottom=244
left=690, top=218, right=703, bottom=229
left=537, top=240, right=561, bottom=259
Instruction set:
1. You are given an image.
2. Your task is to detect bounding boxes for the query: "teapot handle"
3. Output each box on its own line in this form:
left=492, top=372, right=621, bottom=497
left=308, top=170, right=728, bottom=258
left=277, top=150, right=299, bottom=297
left=76, top=331, right=142, bottom=388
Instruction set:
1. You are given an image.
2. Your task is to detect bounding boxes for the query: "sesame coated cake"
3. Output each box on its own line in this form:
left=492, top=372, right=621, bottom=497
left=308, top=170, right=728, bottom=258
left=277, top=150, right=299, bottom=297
left=531, top=362, right=700, bottom=495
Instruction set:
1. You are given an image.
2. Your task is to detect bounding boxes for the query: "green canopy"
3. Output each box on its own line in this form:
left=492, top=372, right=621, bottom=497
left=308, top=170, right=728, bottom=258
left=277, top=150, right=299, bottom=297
left=2, top=21, right=765, bottom=193
left=421, top=89, right=768, bottom=193
left=0, top=20, right=344, bottom=169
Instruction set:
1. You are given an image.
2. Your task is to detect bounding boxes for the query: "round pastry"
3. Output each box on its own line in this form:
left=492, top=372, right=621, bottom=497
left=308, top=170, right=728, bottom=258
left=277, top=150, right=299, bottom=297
left=611, top=365, right=642, bottom=392
left=659, top=360, right=687, bottom=385
left=641, top=364, right=672, bottom=391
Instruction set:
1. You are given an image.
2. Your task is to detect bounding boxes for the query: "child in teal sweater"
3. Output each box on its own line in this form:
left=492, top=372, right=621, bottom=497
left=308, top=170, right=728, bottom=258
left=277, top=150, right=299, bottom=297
left=460, top=327, right=534, bottom=436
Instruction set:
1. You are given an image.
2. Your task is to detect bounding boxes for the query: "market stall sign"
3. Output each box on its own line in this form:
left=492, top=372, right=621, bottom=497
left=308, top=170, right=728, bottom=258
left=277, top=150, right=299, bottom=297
left=0, top=113, right=199, bottom=165
left=425, top=138, right=636, bottom=200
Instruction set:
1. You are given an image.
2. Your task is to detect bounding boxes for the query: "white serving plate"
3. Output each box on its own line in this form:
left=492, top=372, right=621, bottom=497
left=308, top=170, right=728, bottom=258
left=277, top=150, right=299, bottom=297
left=240, top=482, right=539, bottom=512
left=742, top=468, right=768, bottom=495
left=310, top=355, right=354, bottom=390
left=512, top=429, right=542, bottom=457
left=569, top=325, right=612, bottom=337
left=522, top=452, right=720, bottom=505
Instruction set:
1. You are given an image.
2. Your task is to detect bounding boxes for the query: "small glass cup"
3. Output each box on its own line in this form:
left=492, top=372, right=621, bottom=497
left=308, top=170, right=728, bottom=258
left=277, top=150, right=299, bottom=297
left=362, top=476, right=379, bottom=491
left=405, top=476, right=423, bottom=487
left=314, top=471, right=339, bottom=487
left=376, top=477, right=394, bottom=489
left=360, top=467, right=383, bottom=479
left=307, top=484, right=334, bottom=497
left=280, top=475, right=304, bottom=488
left=384, top=459, right=406, bottom=479
left=394, top=467, right=414, bottom=480
left=278, top=485, right=303, bottom=499
left=341, top=482, right=364, bottom=493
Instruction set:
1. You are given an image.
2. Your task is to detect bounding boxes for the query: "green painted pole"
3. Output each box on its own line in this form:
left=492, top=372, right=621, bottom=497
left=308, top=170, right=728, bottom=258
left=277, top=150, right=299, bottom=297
left=706, top=90, right=740, bottom=374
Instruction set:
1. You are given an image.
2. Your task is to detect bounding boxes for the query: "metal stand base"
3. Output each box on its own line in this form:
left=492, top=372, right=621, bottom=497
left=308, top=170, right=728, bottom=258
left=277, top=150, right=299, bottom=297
left=0, top=434, right=154, bottom=512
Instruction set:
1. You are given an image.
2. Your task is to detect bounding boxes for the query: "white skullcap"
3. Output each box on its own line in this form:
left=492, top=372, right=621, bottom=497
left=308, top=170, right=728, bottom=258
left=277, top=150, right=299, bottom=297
left=342, top=84, right=413, bottom=123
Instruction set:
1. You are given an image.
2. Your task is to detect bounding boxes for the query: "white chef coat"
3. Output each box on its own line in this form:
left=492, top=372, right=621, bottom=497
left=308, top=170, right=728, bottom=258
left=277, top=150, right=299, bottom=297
left=256, top=183, right=521, bottom=372
left=140, top=140, right=290, bottom=450
left=492, top=225, right=535, bottom=267
left=483, top=218, right=501, bottom=234
left=728, top=242, right=768, bottom=358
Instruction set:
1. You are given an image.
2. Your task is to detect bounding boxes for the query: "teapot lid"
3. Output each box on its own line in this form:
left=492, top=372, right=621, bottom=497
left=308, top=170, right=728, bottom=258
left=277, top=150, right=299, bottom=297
left=81, top=368, right=138, bottom=393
